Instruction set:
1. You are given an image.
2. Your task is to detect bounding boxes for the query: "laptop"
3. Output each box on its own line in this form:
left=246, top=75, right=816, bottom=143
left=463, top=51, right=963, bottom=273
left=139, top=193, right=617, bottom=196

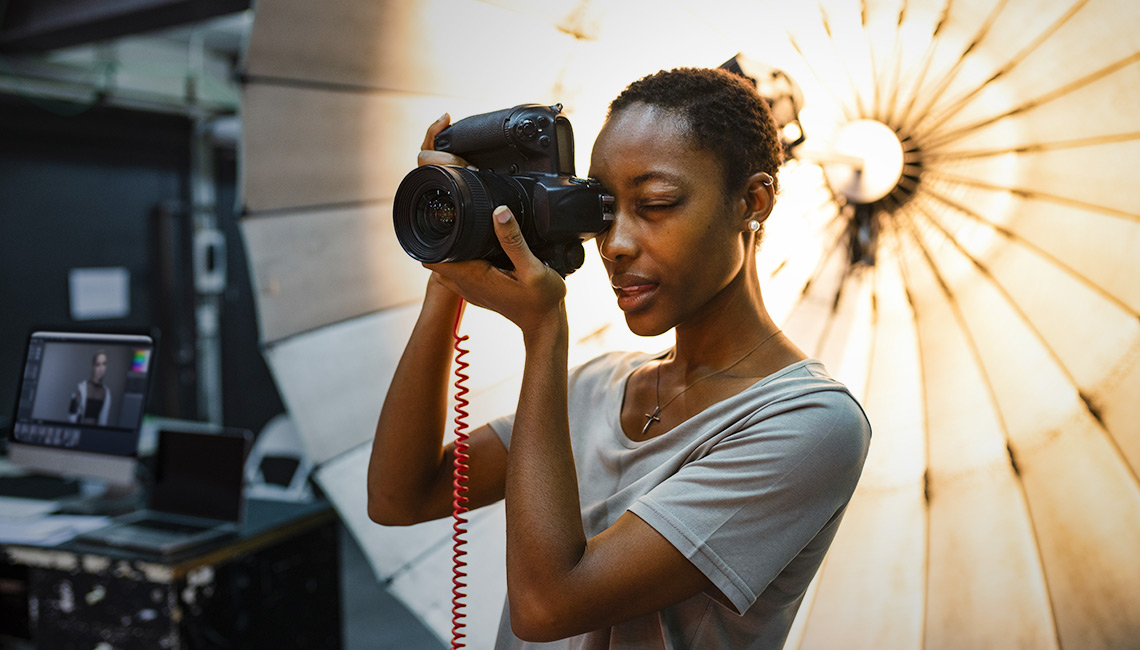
left=76, top=427, right=251, bottom=555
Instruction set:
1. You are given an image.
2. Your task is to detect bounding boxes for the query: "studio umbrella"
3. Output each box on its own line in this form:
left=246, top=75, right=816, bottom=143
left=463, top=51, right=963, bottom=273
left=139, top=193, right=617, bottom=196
left=239, top=0, right=1140, bottom=647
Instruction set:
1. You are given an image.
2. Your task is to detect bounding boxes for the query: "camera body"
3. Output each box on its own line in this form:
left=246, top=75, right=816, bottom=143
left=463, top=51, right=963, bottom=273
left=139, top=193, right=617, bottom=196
left=393, top=104, right=614, bottom=276
left=434, top=103, right=576, bottom=177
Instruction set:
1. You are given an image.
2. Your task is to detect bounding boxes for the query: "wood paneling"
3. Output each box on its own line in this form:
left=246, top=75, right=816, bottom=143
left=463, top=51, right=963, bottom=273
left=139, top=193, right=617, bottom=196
left=241, top=203, right=427, bottom=344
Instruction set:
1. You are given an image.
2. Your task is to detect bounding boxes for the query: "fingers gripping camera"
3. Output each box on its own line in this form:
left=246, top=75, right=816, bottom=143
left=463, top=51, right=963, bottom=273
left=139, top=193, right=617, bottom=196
left=393, top=104, right=615, bottom=276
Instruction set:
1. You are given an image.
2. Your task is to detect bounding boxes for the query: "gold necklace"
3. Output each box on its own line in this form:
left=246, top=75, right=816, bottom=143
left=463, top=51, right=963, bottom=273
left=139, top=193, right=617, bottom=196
left=641, top=329, right=782, bottom=437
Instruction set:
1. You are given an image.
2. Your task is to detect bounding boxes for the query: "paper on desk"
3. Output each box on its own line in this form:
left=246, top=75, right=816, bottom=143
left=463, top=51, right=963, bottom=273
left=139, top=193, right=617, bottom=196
left=0, top=515, right=110, bottom=546
left=0, top=496, right=61, bottom=520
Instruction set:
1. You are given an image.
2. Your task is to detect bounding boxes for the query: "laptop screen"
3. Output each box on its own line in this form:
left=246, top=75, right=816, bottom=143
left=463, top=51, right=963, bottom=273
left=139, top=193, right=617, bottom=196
left=11, top=331, right=155, bottom=456
left=151, top=429, right=250, bottom=522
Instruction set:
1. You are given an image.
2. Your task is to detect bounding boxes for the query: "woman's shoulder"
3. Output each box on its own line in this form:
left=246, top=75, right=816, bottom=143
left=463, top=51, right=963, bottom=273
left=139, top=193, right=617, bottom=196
left=744, top=359, right=872, bottom=456
left=693, top=359, right=870, bottom=451
left=569, top=348, right=661, bottom=383
left=756, top=360, right=860, bottom=405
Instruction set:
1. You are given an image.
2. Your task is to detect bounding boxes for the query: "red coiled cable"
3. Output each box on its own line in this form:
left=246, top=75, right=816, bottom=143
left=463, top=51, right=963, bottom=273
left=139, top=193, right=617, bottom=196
left=450, top=298, right=471, bottom=650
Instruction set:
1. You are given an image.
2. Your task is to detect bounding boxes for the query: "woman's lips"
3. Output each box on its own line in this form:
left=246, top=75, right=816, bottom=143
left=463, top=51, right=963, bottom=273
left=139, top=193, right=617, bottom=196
left=610, top=274, right=658, bottom=312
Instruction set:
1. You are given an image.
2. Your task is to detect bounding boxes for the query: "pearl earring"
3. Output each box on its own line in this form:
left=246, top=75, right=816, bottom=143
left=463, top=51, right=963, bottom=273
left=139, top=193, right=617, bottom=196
left=747, top=219, right=761, bottom=232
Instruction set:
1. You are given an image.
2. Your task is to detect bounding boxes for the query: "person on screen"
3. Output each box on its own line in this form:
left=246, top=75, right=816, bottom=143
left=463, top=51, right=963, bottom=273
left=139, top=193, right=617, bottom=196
left=68, top=350, right=111, bottom=426
left=369, top=68, right=871, bottom=649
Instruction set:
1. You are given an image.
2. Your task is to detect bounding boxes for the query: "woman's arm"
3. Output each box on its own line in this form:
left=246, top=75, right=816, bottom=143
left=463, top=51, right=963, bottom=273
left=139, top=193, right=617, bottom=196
left=367, top=114, right=509, bottom=526
left=99, top=388, right=110, bottom=425
left=428, top=208, right=716, bottom=642
left=367, top=275, right=510, bottom=525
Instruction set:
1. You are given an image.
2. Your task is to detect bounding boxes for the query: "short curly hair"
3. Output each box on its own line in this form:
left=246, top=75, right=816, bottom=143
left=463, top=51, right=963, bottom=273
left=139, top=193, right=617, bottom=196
left=608, top=67, right=784, bottom=197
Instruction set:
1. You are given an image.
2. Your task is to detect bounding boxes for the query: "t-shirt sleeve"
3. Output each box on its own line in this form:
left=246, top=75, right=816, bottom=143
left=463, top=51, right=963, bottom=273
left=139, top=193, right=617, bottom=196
left=487, top=412, right=515, bottom=449
left=628, top=387, right=870, bottom=615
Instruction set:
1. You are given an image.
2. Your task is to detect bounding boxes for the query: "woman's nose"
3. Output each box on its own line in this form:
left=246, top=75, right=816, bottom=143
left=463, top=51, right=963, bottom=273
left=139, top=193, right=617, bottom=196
left=597, top=211, right=637, bottom=262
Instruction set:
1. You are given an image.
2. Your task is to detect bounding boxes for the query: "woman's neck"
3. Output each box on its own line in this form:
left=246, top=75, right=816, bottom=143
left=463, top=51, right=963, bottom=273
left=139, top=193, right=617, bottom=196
left=670, top=260, right=778, bottom=375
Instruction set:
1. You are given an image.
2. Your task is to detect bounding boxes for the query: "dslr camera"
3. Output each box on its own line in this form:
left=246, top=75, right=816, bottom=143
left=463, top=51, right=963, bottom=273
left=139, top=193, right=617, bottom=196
left=393, top=104, right=615, bottom=276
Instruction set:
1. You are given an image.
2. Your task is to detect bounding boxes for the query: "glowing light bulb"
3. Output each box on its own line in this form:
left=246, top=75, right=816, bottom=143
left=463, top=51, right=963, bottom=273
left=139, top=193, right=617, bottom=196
left=825, top=120, right=905, bottom=204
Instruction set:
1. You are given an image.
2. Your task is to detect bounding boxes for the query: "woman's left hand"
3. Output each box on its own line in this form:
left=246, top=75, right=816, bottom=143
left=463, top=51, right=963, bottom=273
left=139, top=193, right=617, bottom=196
left=425, top=206, right=567, bottom=338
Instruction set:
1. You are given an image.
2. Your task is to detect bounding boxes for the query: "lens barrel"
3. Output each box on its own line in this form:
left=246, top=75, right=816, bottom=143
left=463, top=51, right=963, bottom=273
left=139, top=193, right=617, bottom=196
left=393, top=164, right=614, bottom=275
left=393, top=165, right=517, bottom=264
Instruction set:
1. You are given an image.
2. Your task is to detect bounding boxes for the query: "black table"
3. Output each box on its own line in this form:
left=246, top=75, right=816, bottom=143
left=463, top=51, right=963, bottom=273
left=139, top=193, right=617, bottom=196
left=2, top=498, right=342, bottom=650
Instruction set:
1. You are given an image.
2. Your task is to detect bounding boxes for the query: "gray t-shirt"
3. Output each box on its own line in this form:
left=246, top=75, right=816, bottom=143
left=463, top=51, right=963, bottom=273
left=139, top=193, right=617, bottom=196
left=487, top=351, right=871, bottom=650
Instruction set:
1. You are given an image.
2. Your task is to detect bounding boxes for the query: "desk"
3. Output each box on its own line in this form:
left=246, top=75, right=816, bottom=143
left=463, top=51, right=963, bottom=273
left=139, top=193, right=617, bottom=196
left=2, top=499, right=341, bottom=650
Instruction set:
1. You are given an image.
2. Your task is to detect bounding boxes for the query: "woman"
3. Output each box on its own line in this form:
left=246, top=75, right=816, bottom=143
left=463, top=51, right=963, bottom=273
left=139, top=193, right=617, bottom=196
left=369, top=68, right=871, bottom=649
left=69, top=350, right=111, bottom=426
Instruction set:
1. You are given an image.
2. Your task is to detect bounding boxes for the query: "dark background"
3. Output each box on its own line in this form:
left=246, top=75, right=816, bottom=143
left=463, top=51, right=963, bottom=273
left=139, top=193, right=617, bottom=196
left=0, top=93, right=284, bottom=437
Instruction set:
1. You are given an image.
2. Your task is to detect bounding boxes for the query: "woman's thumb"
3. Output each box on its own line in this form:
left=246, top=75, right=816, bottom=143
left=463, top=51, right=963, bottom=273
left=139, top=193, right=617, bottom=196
left=493, top=206, right=536, bottom=270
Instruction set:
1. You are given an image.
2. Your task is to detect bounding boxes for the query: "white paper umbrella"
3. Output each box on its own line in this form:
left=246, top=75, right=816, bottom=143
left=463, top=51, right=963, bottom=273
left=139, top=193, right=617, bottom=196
left=239, top=1, right=1140, bottom=648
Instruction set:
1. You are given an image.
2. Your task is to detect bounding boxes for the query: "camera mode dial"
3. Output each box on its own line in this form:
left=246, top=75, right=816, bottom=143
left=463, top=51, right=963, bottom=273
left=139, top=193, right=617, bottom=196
left=516, top=119, right=539, bottom=141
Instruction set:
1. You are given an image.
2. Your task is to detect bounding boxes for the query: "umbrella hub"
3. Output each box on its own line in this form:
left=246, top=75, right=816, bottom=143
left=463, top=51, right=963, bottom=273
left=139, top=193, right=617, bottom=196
left=824, top=119, right=905, bottom=205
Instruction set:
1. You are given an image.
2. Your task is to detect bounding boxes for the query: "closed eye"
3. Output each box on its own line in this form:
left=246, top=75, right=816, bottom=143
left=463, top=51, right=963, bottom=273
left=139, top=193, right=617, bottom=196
left=638, top=200, right=681, bottom=215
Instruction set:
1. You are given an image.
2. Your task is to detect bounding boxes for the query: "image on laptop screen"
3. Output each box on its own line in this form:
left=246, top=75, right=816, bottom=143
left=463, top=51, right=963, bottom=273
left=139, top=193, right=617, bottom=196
left=9, top=331, right=155, bottom=478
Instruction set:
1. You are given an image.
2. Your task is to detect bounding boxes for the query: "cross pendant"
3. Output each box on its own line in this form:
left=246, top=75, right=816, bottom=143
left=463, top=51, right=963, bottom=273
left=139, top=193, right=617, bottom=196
left=642, top=407, right=662, bottom=437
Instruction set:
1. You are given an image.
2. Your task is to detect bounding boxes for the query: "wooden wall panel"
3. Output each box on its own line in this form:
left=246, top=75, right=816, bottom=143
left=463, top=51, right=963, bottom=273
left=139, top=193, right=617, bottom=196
left=246, top=0, right=574, bottom=100
left=264, top=303, right=527, bottom=466
left=263, top=307, right=419, bottom=465
left=241, top=203, right=429, bottom=344
left=314, top=445, right=508, bottom=649
left=388, top=502, right=507, bottom=649
left=242, top=85, right=485, bottom=212
left=314, top=443, right=456, bottom=579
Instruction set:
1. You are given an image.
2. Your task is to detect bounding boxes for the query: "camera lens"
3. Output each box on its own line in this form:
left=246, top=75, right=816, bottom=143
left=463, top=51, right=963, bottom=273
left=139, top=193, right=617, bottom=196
left=393, top=165, right=516, bottom=265
left=415, top=189, right=457, bottom=238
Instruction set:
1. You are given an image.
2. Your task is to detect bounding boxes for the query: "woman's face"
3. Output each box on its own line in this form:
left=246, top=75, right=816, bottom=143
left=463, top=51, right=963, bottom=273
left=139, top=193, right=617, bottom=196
left=92, top=353, right=107, bottom=382
left=589, top=104, right=751, bottom=336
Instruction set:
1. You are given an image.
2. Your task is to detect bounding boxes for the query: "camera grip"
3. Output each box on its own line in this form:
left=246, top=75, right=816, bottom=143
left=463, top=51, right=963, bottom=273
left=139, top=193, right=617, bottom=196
left=434, top=104, right=567, bottom=175
left=434, top=107, right=515, bottom=159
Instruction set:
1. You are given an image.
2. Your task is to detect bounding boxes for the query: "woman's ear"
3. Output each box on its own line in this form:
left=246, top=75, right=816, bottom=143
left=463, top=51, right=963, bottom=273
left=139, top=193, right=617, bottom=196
left=740, top=171, right=776, bottom=229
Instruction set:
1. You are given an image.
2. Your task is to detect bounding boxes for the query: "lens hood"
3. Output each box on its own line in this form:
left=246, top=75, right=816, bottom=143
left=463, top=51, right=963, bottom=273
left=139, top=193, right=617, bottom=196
left=393, top=165, right=499, bottom=264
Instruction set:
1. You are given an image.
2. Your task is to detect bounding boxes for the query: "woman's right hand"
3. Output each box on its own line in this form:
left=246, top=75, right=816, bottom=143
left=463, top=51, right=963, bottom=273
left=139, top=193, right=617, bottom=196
left=417, top=113, right=472, bottom=168
left=415, top=113, right=470, bottom=301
